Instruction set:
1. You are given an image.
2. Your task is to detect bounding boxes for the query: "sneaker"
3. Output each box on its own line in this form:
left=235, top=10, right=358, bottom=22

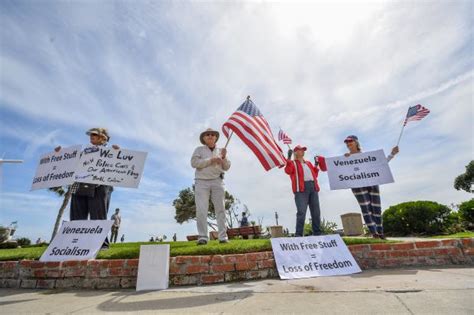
left=219, top=239, right=229, bottom=244
left=197, top=239, right=208, bottom=246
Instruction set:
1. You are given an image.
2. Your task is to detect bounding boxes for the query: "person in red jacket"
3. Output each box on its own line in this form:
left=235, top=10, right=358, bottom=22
left=285, top=145, right=327, bottom=237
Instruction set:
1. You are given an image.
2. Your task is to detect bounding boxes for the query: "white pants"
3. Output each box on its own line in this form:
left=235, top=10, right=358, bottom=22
left=195, top=178, right=227, bottom=241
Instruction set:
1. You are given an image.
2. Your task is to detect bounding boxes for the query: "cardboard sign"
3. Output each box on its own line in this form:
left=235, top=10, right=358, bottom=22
left=325, top=149, right=394, bottom=190
left=40, top=220, right=113, bottom=262
left=74, top=147, right=147, bottom=188
left=136, top=245, right=170, bottom=291
left=31, top=145, right=81, bottom=190
left=271, top=235, right=361, bottom=279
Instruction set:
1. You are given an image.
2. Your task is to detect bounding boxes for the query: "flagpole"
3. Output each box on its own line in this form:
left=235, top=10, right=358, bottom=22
left=224, top=131, right=233, bottom=149
left=396, top=107, right=411, bottom=147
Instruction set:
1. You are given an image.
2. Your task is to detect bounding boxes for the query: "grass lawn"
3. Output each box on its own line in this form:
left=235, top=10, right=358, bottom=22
left=430, top=231, right=474, bottom=239
left=0, top=237, right=390, bottom=261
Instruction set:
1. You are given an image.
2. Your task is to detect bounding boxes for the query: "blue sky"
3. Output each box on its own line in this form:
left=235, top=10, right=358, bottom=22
left=0, top=0, right=472, bottom=242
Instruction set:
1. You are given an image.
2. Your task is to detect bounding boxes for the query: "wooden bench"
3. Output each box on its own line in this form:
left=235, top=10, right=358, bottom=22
left=227, top=226, right=262, bottom=239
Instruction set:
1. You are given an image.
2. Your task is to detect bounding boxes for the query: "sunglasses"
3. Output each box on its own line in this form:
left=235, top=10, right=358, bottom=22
left=345, top=140, right=355, bottom=143
left=205, top=133, right=217, bottom=137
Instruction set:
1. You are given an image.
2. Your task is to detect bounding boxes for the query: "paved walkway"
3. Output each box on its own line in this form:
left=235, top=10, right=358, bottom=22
left=0, top=267, right=473, bottom=314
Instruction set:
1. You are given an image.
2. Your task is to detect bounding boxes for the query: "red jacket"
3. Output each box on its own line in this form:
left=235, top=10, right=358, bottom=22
left=284, top=156, right=327, bottom=193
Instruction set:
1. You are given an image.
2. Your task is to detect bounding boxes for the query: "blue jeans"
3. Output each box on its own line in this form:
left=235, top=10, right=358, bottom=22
left=294, top=181, right=321, bottom=237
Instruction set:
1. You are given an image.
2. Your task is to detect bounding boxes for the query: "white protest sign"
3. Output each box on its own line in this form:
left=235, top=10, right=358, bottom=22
left=136, top=245, right=170, bottom=291
left=74, top=147, right=147, bottom=188
left=40, top=220, right=113, bottom=262
left=325, top=149, right=394, bottom=190
left=271, top=234, right=361, bottom=279
left=31, top=145, right=81, bottom=190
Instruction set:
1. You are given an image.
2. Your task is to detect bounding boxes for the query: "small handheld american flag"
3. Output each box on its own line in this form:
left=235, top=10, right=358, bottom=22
left=278, top=129, right=292, bottom=144
left=397, top=104, right=431, bottom=146
left=403, top=104, right=430, bottom=126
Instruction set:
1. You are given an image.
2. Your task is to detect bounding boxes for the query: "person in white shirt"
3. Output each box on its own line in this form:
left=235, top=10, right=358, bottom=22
left=110, top=208, right=121, bottom=243
left=191, top=128, right=231, bottom=245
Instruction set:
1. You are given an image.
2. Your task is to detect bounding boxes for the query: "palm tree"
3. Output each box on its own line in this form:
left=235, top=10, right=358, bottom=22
left=48, top=186, right=72, bottom=242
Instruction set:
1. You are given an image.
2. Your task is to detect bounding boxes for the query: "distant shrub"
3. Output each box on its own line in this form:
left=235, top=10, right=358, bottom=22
left=458, top=199, right=474, bottom=229
left=16, top=237, right=31, bottom=247
left=383, top=201, right=451, bottom=236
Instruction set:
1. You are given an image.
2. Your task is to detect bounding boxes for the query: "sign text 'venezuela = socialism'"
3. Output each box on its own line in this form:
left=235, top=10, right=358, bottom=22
left=48, top=225, right=104, bottom=257
left=279, top=240, right=353, bottom=273
left=333, top=155, right=381, bottom=182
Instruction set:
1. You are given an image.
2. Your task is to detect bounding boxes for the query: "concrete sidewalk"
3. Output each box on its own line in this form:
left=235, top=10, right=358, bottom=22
left=0, top=267, right=473, bottom=314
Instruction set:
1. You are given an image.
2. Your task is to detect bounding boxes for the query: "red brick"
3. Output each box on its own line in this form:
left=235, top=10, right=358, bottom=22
left=464, top=248, right=474, bottom=255
left=246, top=252, right=267, bottom=261
left=367, top=251, right=387, bottom=259
left=108, top=260, right=125, bottom=268
left=389, top=251, right=409, bottom=258
left=435, top=247, right=462, bottom=256
left=185, top=264, right=210, bottom=274
left=211, top=264, right=235, bottom=272
left=210, top=255, right=225, bottom=264
left=62, top=261, right=79, bottom=267
left=224, top=254, right=247, bottom=264
left=258, top=259, right=276, bottom=269
left=408, top=249, right=434, bottom=257
left=415, top=241, right=441, bottom=249
left=33, top=270, right=46, bottom=278
left=201, top=273, right=225, bottom=284
left=1, top=261, right=18, bottom=269
left=440, top=239, right=458, bottom=247
left=19, top=260, right=33, bottom=268
left=109, top=268, right=124, bottom=276
left=235, top=261, right=258, bottom=271
left=175, top=256, right=200, bottom=264
left=370, top=244, right=392, bottom=251
left=200, top=256, right=212, bottom=264
left=45, top=270, right=62, bottom=278
left=126, top=259, right=139, bottom=267
left=169, top=264, right=182, bottom=275
left=461, top=238, right=474, bottom=248
left=391, top=243, right=415, bottom=250
left=45, top=262, right=61, bottom=268
left=349, top=244, right=370, bottom=252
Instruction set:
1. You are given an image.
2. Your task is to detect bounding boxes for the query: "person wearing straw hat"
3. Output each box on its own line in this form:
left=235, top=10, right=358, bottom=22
left=191, top=128, right=231, bottom=245
left=54, top=127, right=120, bottom=249
left=285, top=145, right=327, bottom=237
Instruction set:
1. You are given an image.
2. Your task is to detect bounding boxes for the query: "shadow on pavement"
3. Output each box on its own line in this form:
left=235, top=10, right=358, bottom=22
left=96, top=291, right=254, bottom=312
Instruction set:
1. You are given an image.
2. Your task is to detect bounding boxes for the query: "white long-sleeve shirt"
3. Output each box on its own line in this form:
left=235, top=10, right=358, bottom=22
left=191, top=145, right=231, bottom=180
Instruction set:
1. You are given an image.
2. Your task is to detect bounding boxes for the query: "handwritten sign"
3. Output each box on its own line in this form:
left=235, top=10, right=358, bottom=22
left=271, top=235, right=361, bottom=279
left=31, top=145, right=81, bottom=190
left=325, top=149, right=394, bottom=190
left=74, top=147, right=147, bottom=188
left=40, top=220, right=113, bottom=262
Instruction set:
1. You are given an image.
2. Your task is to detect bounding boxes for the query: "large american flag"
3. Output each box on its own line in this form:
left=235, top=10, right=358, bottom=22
left=222, top=98, right=286, bottom=171
left=403, top=104, right=430, bottom=126
left=278, top=129, right=292, bottom=144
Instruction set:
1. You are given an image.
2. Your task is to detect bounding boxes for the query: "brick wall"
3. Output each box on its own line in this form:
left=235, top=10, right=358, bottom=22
left=0, top=238, right=472, bottom=289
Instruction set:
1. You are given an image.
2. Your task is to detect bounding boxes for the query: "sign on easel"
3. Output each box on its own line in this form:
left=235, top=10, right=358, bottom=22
left=136, top=245, right=170, bottom=291
left=40, top=220, right=113, bottom=262
left=271, top=234, right=361, bottom=279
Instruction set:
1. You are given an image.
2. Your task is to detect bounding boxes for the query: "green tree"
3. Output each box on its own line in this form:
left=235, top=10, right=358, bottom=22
left=173, top=186, right=235, bottom=229
left=458, top=199, right=474, bottom=228
left=383, top=201, right=452, bottom=236
left=454, top=161, right=474, bottom=192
